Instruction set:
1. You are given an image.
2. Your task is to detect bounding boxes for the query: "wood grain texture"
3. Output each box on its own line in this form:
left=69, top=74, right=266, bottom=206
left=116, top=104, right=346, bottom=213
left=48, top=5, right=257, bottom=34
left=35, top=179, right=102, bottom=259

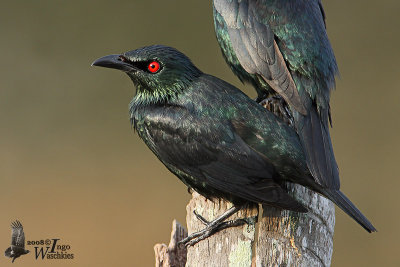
left=185, top=192, right=258, bottom=267
left=154, top=220, right=188, bottom=267
left=256, top=184, right=335, bottom=267
left=155, top=185, right=335, bottom=267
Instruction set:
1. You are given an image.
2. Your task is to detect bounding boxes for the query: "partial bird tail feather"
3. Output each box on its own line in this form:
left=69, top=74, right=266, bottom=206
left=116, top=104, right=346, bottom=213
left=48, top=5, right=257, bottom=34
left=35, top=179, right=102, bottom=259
left=324, top=189, right=376, bottom=232
left=296, top=104, right=340, bottom=190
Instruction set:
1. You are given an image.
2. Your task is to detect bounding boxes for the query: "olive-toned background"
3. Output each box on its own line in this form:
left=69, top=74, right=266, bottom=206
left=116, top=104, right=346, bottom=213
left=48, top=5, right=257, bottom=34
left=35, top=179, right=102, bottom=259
left=0, top=1, right=398, bottom=266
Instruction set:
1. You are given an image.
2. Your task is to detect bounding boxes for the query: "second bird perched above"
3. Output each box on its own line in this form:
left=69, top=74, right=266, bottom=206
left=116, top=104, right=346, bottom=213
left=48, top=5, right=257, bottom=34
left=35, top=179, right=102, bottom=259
left=212, top=0, right=340, bottom=195
left=92, top=45, right=376, bottom=241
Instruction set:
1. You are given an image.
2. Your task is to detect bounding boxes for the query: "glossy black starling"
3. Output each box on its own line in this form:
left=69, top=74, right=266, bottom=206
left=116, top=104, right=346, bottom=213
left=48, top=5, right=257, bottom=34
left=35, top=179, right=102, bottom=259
left=213, top=0, right=342, bottom=207
left=92, top=45, right=376, bottom=244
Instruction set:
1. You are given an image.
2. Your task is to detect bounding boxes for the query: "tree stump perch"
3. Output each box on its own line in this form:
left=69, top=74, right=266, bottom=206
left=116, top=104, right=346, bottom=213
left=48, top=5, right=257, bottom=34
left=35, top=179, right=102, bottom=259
left=154, top=220, right=188, bottom=267
left=155, top=184, right=335, bottom=267
left=255, top=184, right=335, bottom=267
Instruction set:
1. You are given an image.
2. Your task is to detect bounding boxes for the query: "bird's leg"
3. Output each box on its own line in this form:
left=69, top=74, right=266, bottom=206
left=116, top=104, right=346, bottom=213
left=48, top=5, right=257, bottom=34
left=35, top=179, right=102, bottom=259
left=193, top=210, right=210, bottom=225
left=259, top=95, right=287, bottom=113
left=278, top=97, right=294, bottom=126
left=259, top=95, right=294, bottom=127
left=179, top=206, right=251, bottom=247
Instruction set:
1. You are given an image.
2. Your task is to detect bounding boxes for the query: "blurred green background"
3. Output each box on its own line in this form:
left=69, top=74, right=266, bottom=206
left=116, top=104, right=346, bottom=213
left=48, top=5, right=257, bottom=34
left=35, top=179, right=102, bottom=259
left=0, top=1, right=398, bottom=266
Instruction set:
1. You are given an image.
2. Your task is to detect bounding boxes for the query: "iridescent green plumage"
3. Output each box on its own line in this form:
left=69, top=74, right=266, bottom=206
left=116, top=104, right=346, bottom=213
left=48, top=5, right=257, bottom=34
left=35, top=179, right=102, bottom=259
left=213, top=0, right=340, bottom=192
left=92, top=45, right=375, bottom=232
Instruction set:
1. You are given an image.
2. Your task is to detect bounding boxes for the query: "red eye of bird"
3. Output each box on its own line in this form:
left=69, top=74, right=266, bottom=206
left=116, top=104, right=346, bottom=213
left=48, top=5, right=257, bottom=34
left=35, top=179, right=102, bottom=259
left=148, top=61, right=160, bottom=73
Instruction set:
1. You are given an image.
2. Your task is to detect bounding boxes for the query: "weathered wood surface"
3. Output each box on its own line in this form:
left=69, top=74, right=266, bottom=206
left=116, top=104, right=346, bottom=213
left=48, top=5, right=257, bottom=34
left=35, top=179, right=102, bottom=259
left=155, top=184, right=335, bottom=267
left=255, top=184, right=335, bottom=267
left=185, top=192, right=259, bottom=267
left=154, top=220, right=188, bottom=267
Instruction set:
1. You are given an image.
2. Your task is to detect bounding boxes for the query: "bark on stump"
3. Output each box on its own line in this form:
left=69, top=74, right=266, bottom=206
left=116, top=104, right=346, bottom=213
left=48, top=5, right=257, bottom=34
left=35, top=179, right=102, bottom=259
left=155, top=184, right=335, bottom=267
left=154, top=220, right=188, bottom=267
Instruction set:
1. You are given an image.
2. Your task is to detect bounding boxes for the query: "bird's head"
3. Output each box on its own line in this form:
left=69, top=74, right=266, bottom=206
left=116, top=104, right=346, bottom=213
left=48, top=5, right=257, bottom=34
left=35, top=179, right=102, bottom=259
left=92, top=45, right=202, bottom=104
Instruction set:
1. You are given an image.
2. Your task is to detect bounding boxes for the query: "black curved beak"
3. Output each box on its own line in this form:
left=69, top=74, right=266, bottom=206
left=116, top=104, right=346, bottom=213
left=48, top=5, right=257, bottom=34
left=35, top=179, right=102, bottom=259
left=91, top=54, right=134, bottom=72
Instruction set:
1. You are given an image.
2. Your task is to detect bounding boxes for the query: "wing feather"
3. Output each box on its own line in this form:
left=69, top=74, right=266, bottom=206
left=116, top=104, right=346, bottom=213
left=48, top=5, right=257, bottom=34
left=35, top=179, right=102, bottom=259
left=213, top=0, right=340, bottom=189
left=140, top=99, right=305, bottom=211
left=10, top=220, right=25, bottom=248
left=215, top=0, right=307, bottom=114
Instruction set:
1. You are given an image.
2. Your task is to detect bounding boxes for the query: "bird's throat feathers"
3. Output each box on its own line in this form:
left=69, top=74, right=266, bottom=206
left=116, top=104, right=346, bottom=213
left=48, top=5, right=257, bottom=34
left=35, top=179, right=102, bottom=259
left=131, top=81, right=183, bottom=106
left=129, top=69, right=201, bottom=128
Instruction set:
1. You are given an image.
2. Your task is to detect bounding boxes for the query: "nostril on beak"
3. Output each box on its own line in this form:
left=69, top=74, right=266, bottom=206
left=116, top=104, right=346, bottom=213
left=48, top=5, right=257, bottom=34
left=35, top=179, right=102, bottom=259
left=119, top=55, right=129, bottom=62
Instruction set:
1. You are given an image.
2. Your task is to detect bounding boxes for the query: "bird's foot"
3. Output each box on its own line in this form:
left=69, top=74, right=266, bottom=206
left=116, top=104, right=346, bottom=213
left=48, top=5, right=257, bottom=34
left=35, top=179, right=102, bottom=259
left=259, top=96, right=294, bottom=126
left=259, top=95, right=287, bottom=114
left=178, top=206, right=250, bottom=247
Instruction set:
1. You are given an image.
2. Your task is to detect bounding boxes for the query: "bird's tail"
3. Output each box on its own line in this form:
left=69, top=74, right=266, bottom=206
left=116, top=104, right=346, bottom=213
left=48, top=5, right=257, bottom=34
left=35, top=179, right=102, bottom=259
left=323, top=189, right=376, bottom=232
